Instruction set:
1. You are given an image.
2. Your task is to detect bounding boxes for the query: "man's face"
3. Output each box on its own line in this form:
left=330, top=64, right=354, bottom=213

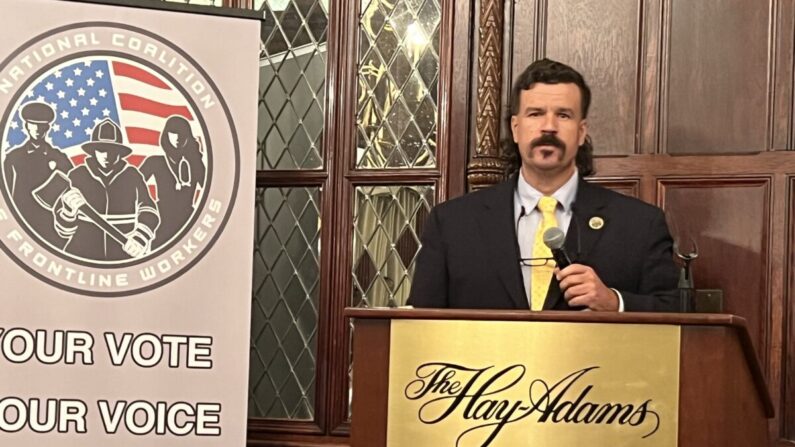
left=94, top=150, right=120, bottom=169
left=95, top=150, right=109, bottom=168
left=25, top=122, right=49, bottom=141
left=510, top=82, right=587, bottom=179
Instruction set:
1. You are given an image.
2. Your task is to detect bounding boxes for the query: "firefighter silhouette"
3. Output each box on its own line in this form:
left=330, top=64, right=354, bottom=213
left=140, top=115, right=206, bottom=250
left=52, top=119, right=160, bottom=261
left=3, top=102, right=73, bottom=248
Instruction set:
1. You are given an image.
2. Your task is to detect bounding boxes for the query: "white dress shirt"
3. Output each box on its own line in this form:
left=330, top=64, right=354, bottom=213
left=514, top=170, right=624, bottom=311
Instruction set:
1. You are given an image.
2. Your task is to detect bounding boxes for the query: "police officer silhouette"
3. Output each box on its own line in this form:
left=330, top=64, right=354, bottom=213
left=3, top=102, right=73, bottom=248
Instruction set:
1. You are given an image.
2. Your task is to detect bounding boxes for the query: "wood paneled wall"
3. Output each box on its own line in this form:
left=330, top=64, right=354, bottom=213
left=787, top=176, right=794, bottom=440
left=469, top=0, right=795, bottom=444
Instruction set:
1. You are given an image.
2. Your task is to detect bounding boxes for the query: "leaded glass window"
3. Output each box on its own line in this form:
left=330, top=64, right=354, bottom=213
left=250, top=0, right=330, bottom=423
left=352, top=185, right=434, bottom=307
left=250, top=187, right=320, bottom=420
left=258, top=0, right=329, bottom=169
left=356, top=0, right=441, bottom=169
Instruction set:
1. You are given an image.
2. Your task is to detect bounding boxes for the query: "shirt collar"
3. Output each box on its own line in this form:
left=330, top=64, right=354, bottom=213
left=515, top=169, right=579, bottom=215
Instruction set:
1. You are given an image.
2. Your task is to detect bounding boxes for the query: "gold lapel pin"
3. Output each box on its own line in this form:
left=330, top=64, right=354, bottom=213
left=589, top=216, right=605, bottom=230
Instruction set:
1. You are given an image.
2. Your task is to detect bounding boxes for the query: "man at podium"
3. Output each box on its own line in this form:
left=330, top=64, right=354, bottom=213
left=408, top=59, right=679, bottom=312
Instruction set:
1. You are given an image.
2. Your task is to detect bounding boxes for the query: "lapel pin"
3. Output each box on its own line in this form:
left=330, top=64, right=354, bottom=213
left=589, top=216, right=604, bottom=230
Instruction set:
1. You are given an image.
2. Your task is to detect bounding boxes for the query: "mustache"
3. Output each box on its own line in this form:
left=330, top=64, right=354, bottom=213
left=530, top=133, right=566, bottom=150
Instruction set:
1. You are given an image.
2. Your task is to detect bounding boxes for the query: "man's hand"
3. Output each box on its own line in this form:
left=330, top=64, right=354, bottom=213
left=60, top=188, right=86, bottom=219
left=123, top=229, right=150, bottom=258
left=556, top=264, right=619, bottom=311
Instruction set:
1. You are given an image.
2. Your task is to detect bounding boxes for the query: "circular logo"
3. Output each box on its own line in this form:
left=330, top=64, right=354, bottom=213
left=0, top=23, right=239, bottom=296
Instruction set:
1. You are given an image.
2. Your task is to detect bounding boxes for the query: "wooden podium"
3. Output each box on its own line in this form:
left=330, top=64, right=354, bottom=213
left=346, top=309, right=774, bottom=447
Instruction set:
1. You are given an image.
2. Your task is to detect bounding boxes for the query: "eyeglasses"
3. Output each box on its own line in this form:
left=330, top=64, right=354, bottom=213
left=515, top=205, right=584, bottom=268
left=518, top=257, right=556, bottom=267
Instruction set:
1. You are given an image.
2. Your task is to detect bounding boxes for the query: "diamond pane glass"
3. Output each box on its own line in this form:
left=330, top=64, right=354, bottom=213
left=250, top=187, right=321, bottom=420
left=258, top=0, right=329, bottom=170
left=356, top=0, right=441, bottom=169
left=352, top=185, right=434, bottom=307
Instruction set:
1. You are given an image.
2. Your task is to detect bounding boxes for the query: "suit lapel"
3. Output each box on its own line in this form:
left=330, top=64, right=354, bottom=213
left=476, top=178, right=527, bottom=309
left=567, top=179, right=608, bottom=261
left=544, top=178, right=608, bottom=309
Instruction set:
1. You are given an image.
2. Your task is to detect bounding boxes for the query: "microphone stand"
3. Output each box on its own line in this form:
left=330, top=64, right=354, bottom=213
left=674, top=239, right=698, bottom=313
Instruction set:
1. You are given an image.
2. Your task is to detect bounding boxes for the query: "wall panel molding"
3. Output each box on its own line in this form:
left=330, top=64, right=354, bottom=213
left=657, top=177, right=772, bottom=364
left=588, top=176, right=640, bottom=198
left=771, top=0, right=794, bottom=149
left=784, top=176, right=795, bottom=441
left=664, top=0, right=769, bottom=154
left=639, top=0, right=663, bottom=154
left=544, top=0, right=641, bottom=155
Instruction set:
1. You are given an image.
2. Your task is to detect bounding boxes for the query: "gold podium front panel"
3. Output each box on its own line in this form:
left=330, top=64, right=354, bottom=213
left=387, top=320, right=680, bottom=447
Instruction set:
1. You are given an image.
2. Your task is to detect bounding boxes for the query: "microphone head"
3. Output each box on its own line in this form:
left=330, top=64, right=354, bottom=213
left=543, top=227, right=566, bottom=250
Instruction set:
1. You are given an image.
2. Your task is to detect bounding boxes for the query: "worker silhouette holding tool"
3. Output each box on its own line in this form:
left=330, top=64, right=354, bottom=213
left=34, top=119, right=160, bottom=262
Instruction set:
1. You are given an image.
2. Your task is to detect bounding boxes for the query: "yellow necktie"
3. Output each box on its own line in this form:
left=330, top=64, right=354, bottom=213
left=530, top=196, right=558, bottom=310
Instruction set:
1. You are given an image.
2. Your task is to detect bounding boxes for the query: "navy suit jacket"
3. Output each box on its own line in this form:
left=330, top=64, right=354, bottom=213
left=407, top=176, right=680, bottom=311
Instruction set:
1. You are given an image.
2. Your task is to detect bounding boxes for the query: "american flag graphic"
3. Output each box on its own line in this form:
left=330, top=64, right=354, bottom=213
left=4, top=57, right=198, bottom=168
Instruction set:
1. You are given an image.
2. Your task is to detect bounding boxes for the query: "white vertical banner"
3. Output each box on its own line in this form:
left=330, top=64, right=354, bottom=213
left=0, top=0, right=259, bottom=445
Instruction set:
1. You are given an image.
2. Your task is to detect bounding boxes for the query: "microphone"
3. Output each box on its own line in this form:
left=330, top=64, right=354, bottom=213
left=543, top=227, right=572, bottom=269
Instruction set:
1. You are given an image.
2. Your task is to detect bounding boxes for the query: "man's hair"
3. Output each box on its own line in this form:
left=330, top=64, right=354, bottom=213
left=504, top=58, right=595, bottom=177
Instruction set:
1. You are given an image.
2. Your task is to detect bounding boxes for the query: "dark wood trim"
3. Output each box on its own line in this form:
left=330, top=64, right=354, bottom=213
left=468, top=0, right=507, bottom=189
left=736, top=323, right=779, bottom=420
left=790, top=1, right=795, bottom=152
left=501, top=0, right=515, bottom=143
left=766, top=0, right=777, bottom=151
left=347, top=307, right=742, bottom=324
left=534, top=0, right=548, bottom=60
left=436, top=0, right=454, bottom=199
left=349, top=319, right=391, bottom=446
left=331, top=421, right=351, bottom=437
left=247, top=420, right=323, bottom=436
left=643, top=0, right=664, bottom=155
left=256, top=171, right=328, bottom=187
left=784, top=176, right=795, bottom=441
left=657, top=0, right=672, bottom=153
left=764, top=172, right=790, bottom=444
left=227, top=0, right=252, bottom=8
left=344, top=171, right=439, bottom=183
left=309, top=0, right=347, bottom=434
left=588, top=176, right=641, bottom=198
left=327, top=176, right=355, bottom=435
left=248, top=435, right=349, bottom=446
left=770, top=0, right=786, bottom=149
left=325, top=0, right=360, bottom=434
left=443, top=0, right=472, bottom=199
left=638, top=0, right=662, bottom=155
left=595, top=152, right=795, bottom=176
left=778, top=0, right=795, bottom=150
left=632, top=0, right=644, bottom=155
left=679, top=326, right=770, bottom=446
